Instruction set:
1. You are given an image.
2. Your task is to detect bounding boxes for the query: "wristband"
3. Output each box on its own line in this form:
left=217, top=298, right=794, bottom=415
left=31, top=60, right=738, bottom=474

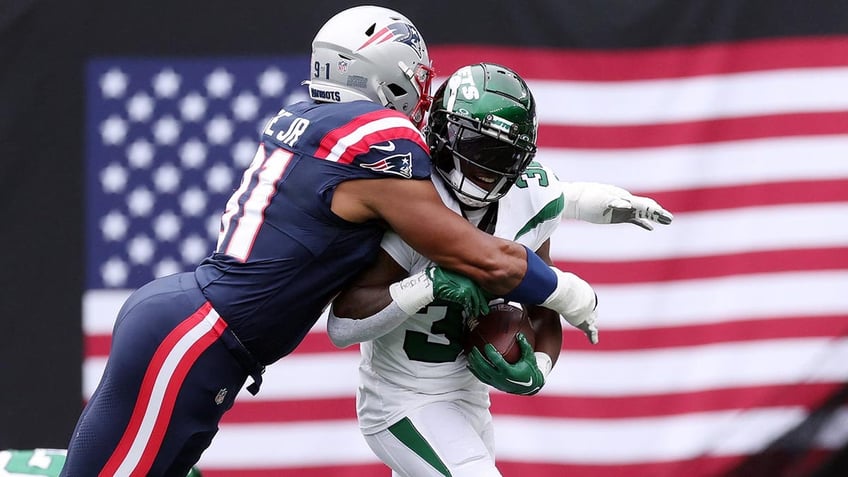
left=534, top=352, right=553, bottom=379
left=503, top=246, right=557, bottom=304
left=388, top=270, right=434, bottom=315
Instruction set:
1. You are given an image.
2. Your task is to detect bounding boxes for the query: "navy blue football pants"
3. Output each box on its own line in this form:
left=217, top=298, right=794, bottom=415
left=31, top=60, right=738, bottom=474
left=61, top=272, right=263, bottom=477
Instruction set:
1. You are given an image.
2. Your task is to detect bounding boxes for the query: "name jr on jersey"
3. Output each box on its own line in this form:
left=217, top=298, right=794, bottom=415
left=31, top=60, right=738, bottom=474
left=263, top=108, right=311, bottom=147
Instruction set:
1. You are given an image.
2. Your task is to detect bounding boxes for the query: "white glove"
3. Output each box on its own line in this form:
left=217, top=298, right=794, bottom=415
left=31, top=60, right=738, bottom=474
left=541, top=268, right=599, bottom=344
left=562, top=182, right=673, bottom=231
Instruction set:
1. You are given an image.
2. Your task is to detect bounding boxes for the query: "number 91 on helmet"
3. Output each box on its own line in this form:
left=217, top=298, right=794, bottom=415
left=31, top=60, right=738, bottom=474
left=306, top=5, right=434, bottom=129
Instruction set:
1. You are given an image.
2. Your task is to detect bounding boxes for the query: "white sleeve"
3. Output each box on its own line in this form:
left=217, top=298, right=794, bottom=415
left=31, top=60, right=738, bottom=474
left=327, top=302, right=410, bottom=348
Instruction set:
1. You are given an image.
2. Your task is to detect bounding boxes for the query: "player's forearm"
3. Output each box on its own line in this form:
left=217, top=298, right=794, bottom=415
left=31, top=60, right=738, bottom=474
left=327, top=302, right=408, bottom=348
left=329, top=269, right=441, bottom=347
left=371, top=179, right=528, bottom=294
left=332, top=284, right=393, bottom=319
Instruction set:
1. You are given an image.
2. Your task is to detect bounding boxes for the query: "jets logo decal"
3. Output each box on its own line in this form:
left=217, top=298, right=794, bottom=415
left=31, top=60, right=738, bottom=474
left=356, top=22, right=425, bottom=60
left=359, top=152, right=413, bottom=178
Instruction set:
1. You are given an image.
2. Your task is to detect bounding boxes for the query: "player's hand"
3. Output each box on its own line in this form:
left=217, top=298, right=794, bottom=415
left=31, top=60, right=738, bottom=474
left=576, top=312, right=599, bottom=345
left=426, top=267, right=490, bottom=317
left=542, top=268, right=599, bottom=344
left=562, top=182, right=673, bottom=230
left=466, top=333, right=545, bottom=395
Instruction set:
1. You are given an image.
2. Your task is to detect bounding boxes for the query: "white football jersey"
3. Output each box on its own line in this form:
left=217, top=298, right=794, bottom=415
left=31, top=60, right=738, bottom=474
left=356, top=161, right=565, bottom=435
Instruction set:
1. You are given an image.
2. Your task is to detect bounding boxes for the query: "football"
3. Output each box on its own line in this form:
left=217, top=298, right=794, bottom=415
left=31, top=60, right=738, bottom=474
left=463, top=302, right=535, bottom=364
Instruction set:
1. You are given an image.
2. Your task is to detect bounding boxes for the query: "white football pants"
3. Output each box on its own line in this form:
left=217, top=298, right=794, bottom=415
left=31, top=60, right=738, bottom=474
left=363, top=400, right=501, bottom=477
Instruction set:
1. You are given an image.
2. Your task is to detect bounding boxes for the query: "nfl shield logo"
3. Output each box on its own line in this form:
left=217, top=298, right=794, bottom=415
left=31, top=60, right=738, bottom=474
left=215, top=388, right=228, bottom=405
left=337, top=60, right=348, bottom=73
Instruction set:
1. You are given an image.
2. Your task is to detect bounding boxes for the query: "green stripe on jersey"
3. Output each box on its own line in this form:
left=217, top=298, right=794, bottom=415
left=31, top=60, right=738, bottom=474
left=388, top=418, right=452, bottom=476
left=514, top=193, right=565, bottom=240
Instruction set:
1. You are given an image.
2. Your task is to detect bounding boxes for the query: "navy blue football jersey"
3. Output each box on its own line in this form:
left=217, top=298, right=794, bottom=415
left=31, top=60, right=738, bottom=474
left=195, top=100, right=430, bottom=364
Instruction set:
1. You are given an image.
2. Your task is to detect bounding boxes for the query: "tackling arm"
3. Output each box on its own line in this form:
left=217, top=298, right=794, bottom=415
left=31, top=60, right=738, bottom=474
left=334, top=177, right=526, bottom=295
left=333, top=177, right=598, bottom=337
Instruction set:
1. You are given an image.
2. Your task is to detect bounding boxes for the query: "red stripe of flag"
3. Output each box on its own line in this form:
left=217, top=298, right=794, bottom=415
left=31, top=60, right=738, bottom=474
left=538, top=112, right=848, bottom=149
left=496, top=452, right=835, bottom=477
left=218, top=380, right=844, bottom=424
left=633, top=179, right=848, bottom=214
left=87, top=312, right=848, bottom=359
left=491, top=382, right=844, bottom=419
left=200, top=464, right=390, bottom=477
left=560, top=314, right=848, bottom=351
left=430, top=36, right=848, bottom=81
left=196, top=453, right=836, bottom=477
left=559, top=247, right=848, bottom=285
left=222, top=396, right=357, bottom=424
left=86, top=330, right=350, bottom=358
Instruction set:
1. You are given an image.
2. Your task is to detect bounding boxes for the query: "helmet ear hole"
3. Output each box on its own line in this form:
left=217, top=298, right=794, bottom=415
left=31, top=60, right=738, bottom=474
left=386, top=83, right=407, bottom=96
left=365, top=23, right=376, bottom=35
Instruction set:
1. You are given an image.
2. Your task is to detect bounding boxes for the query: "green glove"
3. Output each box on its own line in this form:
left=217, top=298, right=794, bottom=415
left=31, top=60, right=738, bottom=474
left=466, top=333, right=545, bottom=395
left=426, top=267, right=490, bottom=317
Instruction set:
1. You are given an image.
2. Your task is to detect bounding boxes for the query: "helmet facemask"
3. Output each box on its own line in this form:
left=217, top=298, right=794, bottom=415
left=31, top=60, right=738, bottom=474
left=379, top=61, right=434, bottom=129
left=426, top=63, right=538, bottom=208
left=432, top=112, right=536, bottom=208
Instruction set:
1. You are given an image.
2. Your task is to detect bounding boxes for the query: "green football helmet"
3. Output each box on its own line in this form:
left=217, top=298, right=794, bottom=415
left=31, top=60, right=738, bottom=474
left=426, top=63, right=538, bottom=208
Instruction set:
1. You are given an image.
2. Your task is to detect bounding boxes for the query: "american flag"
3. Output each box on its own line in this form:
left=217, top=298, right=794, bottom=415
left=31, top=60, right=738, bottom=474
left=84, top=37, right=848, bottom=476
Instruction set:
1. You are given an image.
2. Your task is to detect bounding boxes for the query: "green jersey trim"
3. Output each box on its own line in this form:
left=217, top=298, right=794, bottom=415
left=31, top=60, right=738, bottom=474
left=514, top=193, right=565, bottom=240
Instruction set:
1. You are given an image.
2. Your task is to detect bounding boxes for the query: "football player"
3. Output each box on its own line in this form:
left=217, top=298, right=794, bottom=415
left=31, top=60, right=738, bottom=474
left=60, top=6, right=633, bottom=476
left=0, top=449, right=201, bottom=476
left=327, top=63, right=673, bottom=476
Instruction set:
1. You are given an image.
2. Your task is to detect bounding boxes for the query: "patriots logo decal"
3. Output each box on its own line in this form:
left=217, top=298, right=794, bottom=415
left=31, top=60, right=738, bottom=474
left=356, top=22, right=425, bottom=60
left=359, top=152, right=413, bottom=178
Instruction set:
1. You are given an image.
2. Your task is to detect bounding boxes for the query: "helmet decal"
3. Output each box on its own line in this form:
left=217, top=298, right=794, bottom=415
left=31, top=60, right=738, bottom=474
left=356, top=22, right=425, bottom=60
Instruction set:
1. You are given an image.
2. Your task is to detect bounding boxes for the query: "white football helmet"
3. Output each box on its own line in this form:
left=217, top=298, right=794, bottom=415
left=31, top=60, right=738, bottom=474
left=306, top=5, right=434, bottom=128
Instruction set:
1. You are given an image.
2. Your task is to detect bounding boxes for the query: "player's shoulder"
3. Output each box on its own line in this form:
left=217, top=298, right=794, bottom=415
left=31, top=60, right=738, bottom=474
left=300, top=101, right=430, bottom=177
left=505, top=160, right=564, bottom=211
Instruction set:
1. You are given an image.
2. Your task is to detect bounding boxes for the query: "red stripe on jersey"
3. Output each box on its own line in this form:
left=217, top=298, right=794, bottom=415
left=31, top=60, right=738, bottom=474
left=100, top=303, right=226, bottom=476
left=314, top=108, right=426, bottom=161
left=335, top=125, right=426, bottom=165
